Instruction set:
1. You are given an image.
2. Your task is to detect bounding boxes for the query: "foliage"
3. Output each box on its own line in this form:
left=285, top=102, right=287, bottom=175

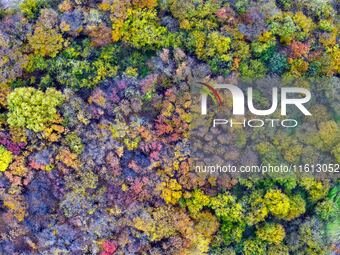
left=264, top=189, right=290, bottom=219
left=256, top=142, right=282, bottom=165
left=7, top=87, right=64, bottom=132
left=242, top=239, right=266, bottom=255
left=133, top=205, right=188, bottom=241
left=268, top=52, right=289, bottom=74
left=63, top=131, right=84, bottom=155
left=267, top=244, right=289, bottom=255
left=185, top=189, right=210, bottom=216
left=28, top=22, right=64, bottom=57
left=159, top=178, right=182, bottom=205
left=245, top=192, right=268, bottom=225
left=315, top=199, right=337, bottom=221
left=25, top=40, right=154, bottom=89
left=285, top=194, right=306, bottom=220
left=169, top=0, right=219, bottom=31
left=239, top=60, right=267, bottom=79
left=209, top=192, right=244, bottom=223
left=44, top=41, right=119, bottom=89
left=293, top=217, right=328, bottom=255
left=188, top=30, right=231, bottom=62
left=273, top=132, right=303, bottom=163
left=300, top=178, right=329, bottom=202
left=256, top=223, right=286, bottom=245
left=121, top=8, right=169, bottom=49
left=270, top=14, right=298, bottom=44
left=0, top=1, right=338, bottom=254
left=318, top=121, right=339, bottom=149
left=0, top=145, right=13, bottom=172
left=20, top=0, right=46, bottom=19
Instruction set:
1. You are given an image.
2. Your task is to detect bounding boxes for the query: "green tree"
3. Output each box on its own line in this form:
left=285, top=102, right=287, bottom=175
left=243, top=239, right=266, bottom=255
left=267, top=244, right=289, bottom=255
left=28, top=25, right=64, bottom=57
left=285, top=194, right=306, bottom=220
left=270, top=14, right=297, bottom=44
left=0, top=145, right=13, bottom=172
left=64, top=132, right=84, bottom=155
left=256, top=142, right=282, bottom=165
left=315, top=199, right=337, bottom=221
left=296, top=218, right=328, bottom=255
left=209, top=192, right=244, bottom=223
left=186, top=189, right=210, bottom=216
left=264, top=189, right=290, bottom=219
left=239, top=60, right=267, bottom=79
left=269, top=52, right=289, bottom=74
left=318, top=121, right=339, bottom=150
left=300, top=178, right=329, bottom=202
left=7, top=87, right=64, bottom=132
left=20, top=0, right=46, bottom=19
left=209, top=192, right=245, bottom=245
left=188, top=30, right=231, bottom=62
left=256, top=223, right=286, bottom=245
left=121, top=8, right=169, bottom=49
left=245, top=192, right=269, bottom=225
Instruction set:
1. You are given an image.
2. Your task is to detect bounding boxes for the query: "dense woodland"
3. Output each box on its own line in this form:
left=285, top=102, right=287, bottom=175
left=0, top=0, right=339, bottom=254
